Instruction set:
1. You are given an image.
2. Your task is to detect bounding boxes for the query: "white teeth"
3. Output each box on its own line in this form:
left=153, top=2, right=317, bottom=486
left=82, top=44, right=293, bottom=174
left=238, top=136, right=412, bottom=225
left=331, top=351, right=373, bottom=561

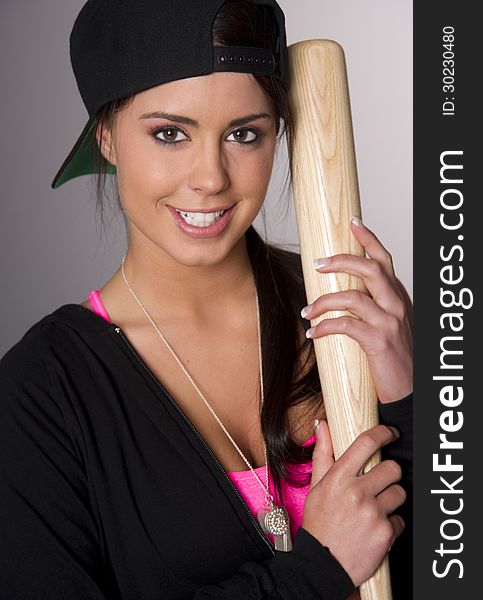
left=175, top=209, right=226, bottom=227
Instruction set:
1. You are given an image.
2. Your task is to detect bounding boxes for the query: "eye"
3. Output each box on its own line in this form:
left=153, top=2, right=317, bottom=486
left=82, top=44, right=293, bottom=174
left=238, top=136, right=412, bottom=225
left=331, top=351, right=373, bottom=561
left=226, top=127, right=261, bottom=145
left=151, top=126, right=189, bottom=145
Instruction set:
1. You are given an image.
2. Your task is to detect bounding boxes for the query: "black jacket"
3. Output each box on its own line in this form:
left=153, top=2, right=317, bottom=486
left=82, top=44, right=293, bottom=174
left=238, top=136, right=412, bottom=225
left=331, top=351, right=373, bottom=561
left=0, top=303, right=412, bottom=599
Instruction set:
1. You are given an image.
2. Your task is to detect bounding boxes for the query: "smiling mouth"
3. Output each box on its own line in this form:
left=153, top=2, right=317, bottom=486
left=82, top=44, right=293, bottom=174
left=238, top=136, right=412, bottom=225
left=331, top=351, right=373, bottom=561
left=174, top=208, right=226, bottom=227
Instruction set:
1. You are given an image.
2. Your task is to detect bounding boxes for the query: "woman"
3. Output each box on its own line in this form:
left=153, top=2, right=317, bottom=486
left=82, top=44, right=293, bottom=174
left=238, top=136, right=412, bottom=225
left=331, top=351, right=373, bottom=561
left=0, top=1, right=413, bottom=598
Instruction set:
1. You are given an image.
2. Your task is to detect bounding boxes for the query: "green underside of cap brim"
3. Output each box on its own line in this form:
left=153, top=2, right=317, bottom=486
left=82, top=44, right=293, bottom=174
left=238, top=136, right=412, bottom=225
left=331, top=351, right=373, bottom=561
left=51, top=117, right=117, bottom=189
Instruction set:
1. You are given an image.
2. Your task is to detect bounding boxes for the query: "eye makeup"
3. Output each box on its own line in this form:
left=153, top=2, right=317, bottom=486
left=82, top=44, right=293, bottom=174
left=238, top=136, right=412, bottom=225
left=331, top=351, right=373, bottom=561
left=147, top=124, right=265, bottom=147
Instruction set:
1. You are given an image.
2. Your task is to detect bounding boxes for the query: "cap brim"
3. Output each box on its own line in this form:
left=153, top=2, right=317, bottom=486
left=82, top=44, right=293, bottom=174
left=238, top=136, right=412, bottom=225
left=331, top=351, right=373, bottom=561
left=51, top=117, right=116, bottom=189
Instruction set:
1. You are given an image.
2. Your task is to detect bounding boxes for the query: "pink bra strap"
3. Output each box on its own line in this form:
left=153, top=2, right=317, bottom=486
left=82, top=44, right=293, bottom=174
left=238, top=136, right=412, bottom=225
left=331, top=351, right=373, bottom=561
left=88, top=290, right=111, bottom=323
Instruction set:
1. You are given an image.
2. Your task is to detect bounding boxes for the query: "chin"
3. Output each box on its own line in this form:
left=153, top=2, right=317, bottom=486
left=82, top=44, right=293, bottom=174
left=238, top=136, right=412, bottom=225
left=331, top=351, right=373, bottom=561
left=164, top=232, right=248, bottom=269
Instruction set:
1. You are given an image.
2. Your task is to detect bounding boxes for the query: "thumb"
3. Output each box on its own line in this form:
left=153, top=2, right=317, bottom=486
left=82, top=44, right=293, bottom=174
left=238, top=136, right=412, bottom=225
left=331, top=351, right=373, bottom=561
left=310, top=419, right=334, bottom=489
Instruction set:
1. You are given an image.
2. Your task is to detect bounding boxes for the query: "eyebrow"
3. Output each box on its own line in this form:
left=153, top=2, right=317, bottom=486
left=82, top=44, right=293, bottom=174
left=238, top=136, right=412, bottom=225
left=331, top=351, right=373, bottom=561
left=139, top=111, right=272, bottom=128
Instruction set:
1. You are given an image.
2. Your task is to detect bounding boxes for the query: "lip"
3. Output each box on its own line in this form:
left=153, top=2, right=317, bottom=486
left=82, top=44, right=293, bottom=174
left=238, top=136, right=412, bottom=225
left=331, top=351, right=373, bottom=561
left=167, top=204, right=234, bottom=214
left=167, top=204, right=236, bottom=239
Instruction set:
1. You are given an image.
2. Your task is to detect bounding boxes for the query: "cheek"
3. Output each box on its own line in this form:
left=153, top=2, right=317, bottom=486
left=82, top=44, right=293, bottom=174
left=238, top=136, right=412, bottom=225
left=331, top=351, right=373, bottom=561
left=115, top=140, right=181, bottom=211
left=232, top=146, right=276, bottom=198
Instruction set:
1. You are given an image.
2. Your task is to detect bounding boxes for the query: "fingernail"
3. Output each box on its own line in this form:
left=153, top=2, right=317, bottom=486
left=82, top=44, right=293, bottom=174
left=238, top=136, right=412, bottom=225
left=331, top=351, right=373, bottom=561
left=313, top=257, right=330, bottom=269
left=301, top=304, right=313, bottom=318
left=314, top=419, right=320, bottom=436
left=351, top=216, right=363, bottom=228
left=306, top=327, right=316, bottom=339
left=389, top=426, right=400, bottom=438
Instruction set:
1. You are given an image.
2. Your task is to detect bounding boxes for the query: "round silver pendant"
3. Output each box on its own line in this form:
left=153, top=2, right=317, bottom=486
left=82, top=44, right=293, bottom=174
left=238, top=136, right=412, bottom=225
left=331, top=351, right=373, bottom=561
left=258, top=505, right=290, bottom=535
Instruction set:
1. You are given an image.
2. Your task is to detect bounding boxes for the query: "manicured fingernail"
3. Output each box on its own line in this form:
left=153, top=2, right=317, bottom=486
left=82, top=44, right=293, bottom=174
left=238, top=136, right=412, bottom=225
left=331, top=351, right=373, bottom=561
left=301, top=304, right=313, bottom=318
left=389, top=426, right=400, bottom=438
left=351, top=216, right=363, bottom=228
left=314, top=419, right=320, bottom=436
left=306, top=327, right=316, bottom=339
left=313, top=257, right=329, bottom=269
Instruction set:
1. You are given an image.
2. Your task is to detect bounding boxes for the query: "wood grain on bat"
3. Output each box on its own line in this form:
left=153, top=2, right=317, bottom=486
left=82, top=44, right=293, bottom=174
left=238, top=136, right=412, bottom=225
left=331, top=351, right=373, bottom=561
left=288, top=39, right=392, bottom=600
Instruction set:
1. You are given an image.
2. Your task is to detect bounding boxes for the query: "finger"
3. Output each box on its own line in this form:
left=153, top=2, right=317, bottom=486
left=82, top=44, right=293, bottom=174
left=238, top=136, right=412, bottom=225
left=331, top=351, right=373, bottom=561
left=388, top=514, right=406, bottom=542
left=301, top=289, right=386, bottom=325
left=306, top=315, right=373, bottom=348
left=311, top=419, right=334, bottom=489
left=362, top=459, right=402, bottom=496
left=376, top=484, right=407, bottom=515
left=335, top=424, right=399, bottom=478
left=350, top=216, right=396, bottom=279
left=314, top=254, right=404, bottom=318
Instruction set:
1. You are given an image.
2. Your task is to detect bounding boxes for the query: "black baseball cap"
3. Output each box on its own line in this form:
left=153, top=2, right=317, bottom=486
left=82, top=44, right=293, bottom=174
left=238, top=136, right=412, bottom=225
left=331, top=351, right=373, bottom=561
left=51, top=0, right=289, bottom=189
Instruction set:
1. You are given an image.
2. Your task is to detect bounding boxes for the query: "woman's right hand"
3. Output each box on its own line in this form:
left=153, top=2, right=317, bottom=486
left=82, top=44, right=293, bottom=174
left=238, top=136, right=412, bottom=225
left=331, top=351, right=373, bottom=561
left=301, top=421, right=406, bottom=588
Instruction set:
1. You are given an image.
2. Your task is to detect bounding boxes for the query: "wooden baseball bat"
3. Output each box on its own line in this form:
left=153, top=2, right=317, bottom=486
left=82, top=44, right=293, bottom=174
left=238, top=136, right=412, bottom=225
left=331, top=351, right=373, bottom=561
left=288, top=40, right=393, bottom=600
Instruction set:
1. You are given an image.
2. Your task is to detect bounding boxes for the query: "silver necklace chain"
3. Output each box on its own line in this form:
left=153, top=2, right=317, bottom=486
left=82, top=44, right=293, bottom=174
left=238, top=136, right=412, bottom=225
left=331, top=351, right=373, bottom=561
left=120, top=255, right=274, bottom=506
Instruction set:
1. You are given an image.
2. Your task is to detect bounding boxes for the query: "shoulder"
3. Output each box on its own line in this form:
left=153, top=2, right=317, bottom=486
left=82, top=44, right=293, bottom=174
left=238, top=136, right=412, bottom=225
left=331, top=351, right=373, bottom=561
left=0, top=309, right=78, bottom=453
left=2, top=302, right=106, bottom=357
left=0, top=304, right=111, bottom=406
left=0, top=305, right=116, bottom=463
left=1, top=309, right=65, bottom=383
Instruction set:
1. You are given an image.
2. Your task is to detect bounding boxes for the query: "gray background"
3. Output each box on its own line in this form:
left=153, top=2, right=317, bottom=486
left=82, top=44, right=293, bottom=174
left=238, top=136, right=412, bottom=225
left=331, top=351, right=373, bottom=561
left=0, top=0, right=412, bottom=357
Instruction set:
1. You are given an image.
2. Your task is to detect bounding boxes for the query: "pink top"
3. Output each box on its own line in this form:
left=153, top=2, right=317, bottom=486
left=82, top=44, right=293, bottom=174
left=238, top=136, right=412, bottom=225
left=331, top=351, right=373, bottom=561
left=87, top=290, right=315, bottom=542
left=226, top=447, right=314, bottom=542
left=89, top=290, right=111, bottom=323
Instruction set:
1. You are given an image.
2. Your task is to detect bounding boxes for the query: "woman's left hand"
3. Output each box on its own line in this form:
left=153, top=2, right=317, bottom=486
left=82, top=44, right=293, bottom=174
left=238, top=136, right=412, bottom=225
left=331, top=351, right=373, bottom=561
left=301, top=217, right=413, bottom=404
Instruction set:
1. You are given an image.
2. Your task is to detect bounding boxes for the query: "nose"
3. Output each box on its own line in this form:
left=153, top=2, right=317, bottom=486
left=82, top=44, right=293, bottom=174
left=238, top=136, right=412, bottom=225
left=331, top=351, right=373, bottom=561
left=187, top=141, right=230, bottom=195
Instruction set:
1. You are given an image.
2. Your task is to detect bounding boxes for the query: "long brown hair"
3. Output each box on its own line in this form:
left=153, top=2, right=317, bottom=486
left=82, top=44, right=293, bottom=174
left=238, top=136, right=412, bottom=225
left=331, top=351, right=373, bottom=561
left=93, top=0, right=322, bottom=504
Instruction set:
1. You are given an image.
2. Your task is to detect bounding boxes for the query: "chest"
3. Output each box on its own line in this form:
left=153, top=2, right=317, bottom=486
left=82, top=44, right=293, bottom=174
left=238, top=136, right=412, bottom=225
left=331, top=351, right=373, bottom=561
left=124, top=318, right=316, bottom=473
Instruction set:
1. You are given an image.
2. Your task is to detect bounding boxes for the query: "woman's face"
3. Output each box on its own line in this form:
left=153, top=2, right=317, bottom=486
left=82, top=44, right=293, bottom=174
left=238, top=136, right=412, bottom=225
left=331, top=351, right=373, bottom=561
left=100, top=72, right=278, bottom=267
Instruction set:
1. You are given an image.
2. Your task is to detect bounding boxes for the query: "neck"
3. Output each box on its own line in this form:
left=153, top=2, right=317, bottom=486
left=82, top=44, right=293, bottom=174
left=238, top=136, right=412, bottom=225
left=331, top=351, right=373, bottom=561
left=117, top=233, right=256, bottom=324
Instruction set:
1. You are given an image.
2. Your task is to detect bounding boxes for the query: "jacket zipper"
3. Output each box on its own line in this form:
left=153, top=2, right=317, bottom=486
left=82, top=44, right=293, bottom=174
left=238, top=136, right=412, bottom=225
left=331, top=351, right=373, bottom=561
left=111, top=325, right=275, bottom=556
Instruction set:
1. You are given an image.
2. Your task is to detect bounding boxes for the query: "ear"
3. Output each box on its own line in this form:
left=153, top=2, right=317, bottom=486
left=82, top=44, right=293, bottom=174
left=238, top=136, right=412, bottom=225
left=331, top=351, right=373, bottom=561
left=95, top=122, right=117, bottom=166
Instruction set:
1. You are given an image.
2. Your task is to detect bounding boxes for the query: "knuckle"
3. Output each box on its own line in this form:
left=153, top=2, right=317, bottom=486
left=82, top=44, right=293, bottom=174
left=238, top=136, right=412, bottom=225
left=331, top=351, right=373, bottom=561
left=368, top=259, right=383, bottom=277
left=393, top=299, right=407, bottom=322
left=348, top=486, right=365, bottom=507
left=373, top=326, right=395, bottom=353
left=386, top=314, right=401, bottom=336
left=361, top=502, right=379, bottom=523
left=350, top=289, right=367, bottom=307
left=338, top=317, right=352, bottom=332
left=378, top=521, right=394, bottom=545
